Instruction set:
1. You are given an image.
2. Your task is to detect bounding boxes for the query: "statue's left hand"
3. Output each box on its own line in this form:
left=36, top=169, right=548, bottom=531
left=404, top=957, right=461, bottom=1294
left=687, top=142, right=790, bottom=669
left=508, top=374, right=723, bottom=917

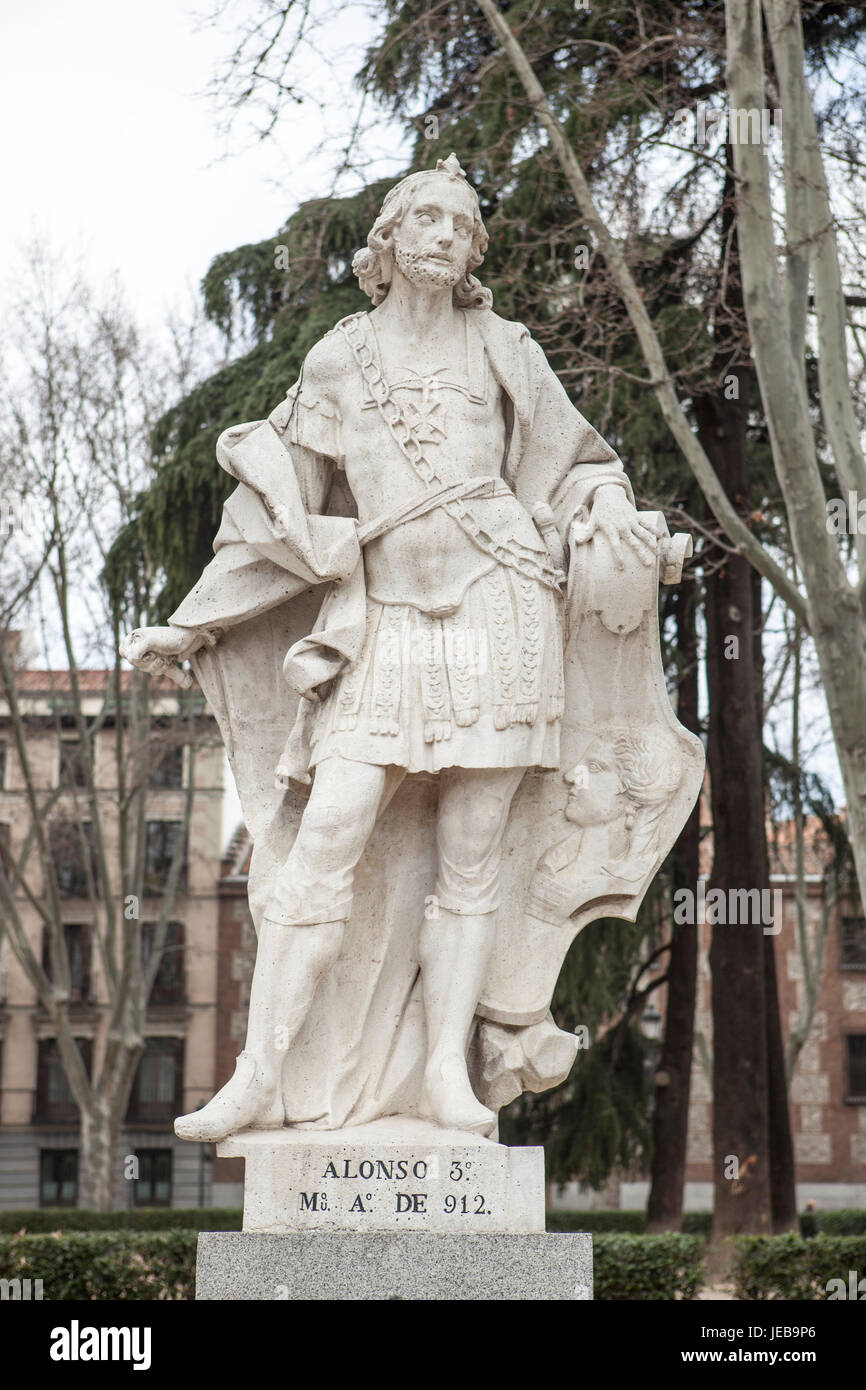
left=575, top=486, right=659, bottom=569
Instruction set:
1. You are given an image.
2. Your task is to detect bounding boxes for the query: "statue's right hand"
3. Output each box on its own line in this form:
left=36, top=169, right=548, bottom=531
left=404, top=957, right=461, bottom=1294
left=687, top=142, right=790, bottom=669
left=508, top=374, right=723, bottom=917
left=119, top=626, right=206, bottom=686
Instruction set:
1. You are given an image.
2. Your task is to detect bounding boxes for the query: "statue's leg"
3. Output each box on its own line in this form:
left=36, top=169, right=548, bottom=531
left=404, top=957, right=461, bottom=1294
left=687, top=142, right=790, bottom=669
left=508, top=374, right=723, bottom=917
left=175, top=757, right=386, bottom=1141
left=418, top=765, right=525, bottom=1135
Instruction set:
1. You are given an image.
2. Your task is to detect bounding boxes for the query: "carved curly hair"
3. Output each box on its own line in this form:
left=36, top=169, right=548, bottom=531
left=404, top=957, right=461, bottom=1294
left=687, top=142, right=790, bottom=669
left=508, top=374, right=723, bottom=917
left=611, top=729, right=683, bottom=859
left=352, top=155, right=492, bottom=310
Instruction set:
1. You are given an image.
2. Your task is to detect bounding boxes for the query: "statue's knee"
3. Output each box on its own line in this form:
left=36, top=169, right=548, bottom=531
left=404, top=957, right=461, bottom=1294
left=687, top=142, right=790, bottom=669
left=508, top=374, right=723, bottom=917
left=303, top=800, right=353, bottom=836
left=302, top=787, right=378, bottom=845
left=439, top=791, right=503, bottom=863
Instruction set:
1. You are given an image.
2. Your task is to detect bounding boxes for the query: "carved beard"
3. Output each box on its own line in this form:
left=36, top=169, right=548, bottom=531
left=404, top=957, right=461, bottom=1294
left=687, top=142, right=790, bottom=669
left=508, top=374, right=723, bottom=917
left=393, top=243, right=463, bottom=289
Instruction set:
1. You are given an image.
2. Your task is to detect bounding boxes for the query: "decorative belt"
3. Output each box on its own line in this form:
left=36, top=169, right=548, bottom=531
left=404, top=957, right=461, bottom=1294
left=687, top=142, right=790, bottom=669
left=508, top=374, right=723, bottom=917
left=357, top=476, right=504, bottom=546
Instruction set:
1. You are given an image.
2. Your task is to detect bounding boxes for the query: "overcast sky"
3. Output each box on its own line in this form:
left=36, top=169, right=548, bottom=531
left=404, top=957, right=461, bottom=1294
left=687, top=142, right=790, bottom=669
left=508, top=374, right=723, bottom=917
left=0, top=0, right=406, bottom=332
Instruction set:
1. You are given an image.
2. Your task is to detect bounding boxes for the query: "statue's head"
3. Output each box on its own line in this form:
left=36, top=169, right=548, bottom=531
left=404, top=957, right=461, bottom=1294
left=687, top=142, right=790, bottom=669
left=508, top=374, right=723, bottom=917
left=352, top=153, right=492, bottom=309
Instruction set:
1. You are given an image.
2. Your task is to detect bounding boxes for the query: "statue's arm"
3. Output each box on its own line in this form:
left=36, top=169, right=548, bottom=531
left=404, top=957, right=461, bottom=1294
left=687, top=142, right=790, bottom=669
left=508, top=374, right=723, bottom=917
left=121, top=336, right=351, bottom=680
left=519, top=336, right=657, bottom=566
left=266, top=333, right=347, bottom=517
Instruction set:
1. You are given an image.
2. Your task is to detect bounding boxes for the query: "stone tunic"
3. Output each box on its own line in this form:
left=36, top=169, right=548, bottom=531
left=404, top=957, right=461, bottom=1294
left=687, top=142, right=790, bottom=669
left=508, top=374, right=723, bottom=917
left=269, top=312, right=565, bottom=773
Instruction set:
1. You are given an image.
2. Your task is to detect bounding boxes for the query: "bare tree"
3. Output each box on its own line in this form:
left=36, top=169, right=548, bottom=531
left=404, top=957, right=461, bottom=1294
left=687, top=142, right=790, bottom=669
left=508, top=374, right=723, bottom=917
left=721, top=0, right=866, bottom=918
left=468, top=0, right=866, bottom=906
left=0, top=247, right=216, bottom=1209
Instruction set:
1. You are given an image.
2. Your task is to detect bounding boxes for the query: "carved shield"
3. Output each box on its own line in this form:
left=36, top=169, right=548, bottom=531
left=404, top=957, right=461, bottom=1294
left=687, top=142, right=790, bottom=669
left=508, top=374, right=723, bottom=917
left=477, top=511, right=704, bottom=1028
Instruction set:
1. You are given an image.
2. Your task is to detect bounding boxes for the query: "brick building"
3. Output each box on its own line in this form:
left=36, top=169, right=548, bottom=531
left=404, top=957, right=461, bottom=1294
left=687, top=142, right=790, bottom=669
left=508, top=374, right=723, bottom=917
left=669, top=819, right=866, bottom=1210
left=0, top=669, right=225, bottom=1209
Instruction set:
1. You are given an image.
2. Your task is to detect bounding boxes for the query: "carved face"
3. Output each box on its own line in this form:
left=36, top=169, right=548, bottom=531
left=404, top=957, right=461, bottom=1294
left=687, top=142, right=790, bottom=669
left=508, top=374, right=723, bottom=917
left=390, top=176, right=476, bottom=289
left=564, top=742, right=623, bottom=827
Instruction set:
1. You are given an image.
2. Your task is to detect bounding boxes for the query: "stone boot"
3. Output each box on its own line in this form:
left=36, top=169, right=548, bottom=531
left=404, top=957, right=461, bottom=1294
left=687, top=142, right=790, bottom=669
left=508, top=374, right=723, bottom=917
left=174, top=1051, right=284, bottom=1142
left=418, top=1051, right=496, bottom=1137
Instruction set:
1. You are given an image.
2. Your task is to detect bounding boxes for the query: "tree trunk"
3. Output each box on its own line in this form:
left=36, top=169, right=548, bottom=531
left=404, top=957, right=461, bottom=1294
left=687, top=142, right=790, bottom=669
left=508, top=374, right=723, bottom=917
left=704, top=518, right=772, bottom=1234
left=754, top=568, right=799, bottom=1230
left=764, top=930, right=799, bottom=1229
left=79, top=1097, right=120, bottom=1212
left=692, top=140, right=793, bottom=1237
left=646, top=584, right=700, bottom=1231
left=697, top=360, right=772, bottom=1236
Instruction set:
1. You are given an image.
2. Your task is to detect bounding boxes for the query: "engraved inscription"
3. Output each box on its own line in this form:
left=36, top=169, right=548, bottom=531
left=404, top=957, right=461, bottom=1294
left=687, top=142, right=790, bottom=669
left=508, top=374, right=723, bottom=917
left=293, top=1149, right=496, bottom=1225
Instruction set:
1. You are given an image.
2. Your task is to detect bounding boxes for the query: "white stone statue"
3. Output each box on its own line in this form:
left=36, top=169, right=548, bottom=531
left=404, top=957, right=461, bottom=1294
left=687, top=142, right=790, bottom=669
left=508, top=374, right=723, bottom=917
left=122, top=154, right=703, bottom=1156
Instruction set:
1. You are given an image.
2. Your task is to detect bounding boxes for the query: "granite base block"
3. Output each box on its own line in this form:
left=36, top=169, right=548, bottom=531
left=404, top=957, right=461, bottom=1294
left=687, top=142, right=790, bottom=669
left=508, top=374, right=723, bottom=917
left=196, top=1231, right=593, bottom=1301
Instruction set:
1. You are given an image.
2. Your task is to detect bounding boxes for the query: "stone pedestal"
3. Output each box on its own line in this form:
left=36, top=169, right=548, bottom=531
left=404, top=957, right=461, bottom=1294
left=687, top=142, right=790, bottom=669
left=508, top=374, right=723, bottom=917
left=202, top=1118, right=592, bottom=1300
left=217, top=1116, right=545, bottom=1234
left=196, top=1232, right=593, bottom=1301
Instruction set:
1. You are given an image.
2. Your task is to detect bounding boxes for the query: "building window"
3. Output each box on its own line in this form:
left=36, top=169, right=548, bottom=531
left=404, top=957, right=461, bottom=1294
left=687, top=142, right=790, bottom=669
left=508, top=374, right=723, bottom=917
left=149, top=740, right=184, bottom=789
left=126, top=1039, right=184, bottom=1123
left=143, top=821, right=186, bottom=895
left=59, top=734, right=91, bottom=789
left=142, top=921, right=185, bottom=1005
left=50, top=819, right=97, bottom=898
left=39, top=1149, right=79, bottom=1207
left=34, top=1038, right=92, bottom=1123
left=133, top=1149, right=173, bottom=1206
left=841, top=916, right=866, bottom=970
left=845, top=1035, right=866, bottom=1102
left=42, top=924, right=91, bottom=1004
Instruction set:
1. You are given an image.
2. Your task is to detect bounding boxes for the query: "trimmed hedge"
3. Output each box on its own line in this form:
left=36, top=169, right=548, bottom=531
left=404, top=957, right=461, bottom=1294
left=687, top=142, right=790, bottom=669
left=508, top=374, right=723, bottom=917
left=799, top=1210, right=866, bottom=1238
left=0, top=1208, right=242, bottom=1234
left=2, top=1220, right=862, bottom=1300
left=548, top=1209, right=866, bottom=1238
left=593, top=1233, right=705, bottom=1300
left=548, top=1210, right=713, bottom=1236
left=0, top=1228, right=703, bottom=1300
left=547, top=1210, right=644, bottom=1233
left=730, top=1234, right=866, bottom=1300
left=0, top=1231, right=197, bottom=1300
left=7, top=1206, right=861, bottom=1237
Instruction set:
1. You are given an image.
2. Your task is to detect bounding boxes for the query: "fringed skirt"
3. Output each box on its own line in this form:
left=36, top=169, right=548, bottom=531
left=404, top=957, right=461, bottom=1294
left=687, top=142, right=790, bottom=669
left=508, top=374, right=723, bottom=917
left=309, top=564, right=564, bottom=773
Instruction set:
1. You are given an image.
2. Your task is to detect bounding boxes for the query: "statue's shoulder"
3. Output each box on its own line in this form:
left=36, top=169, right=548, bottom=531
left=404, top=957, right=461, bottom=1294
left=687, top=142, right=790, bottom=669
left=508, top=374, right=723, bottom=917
left=470, top=306, right=532, bottom=349
left=470, top=307, right=549, bottom=388
left=300, top=314, right=365, bottom=388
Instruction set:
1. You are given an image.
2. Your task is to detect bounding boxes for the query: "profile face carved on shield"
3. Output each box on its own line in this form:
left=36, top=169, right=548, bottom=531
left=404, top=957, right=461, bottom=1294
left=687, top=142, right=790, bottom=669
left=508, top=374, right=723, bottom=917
left=525, top=729, right=686, bottom=928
